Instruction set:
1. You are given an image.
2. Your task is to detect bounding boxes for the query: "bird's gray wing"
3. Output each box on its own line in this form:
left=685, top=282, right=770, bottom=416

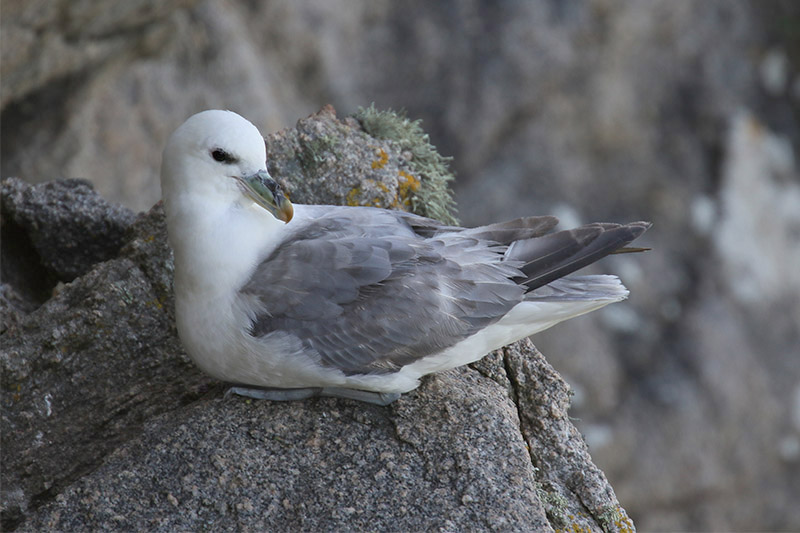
left=240, top=208, right=525, bottom=376
left=393, top=210, right=559, bottom=242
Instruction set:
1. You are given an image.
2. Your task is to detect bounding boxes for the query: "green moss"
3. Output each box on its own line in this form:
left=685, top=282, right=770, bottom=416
left=354, top=104, right=458, bottom=225
left=535, top=483, right=569, bottom=529
left=298, top=135, right=340, bottom=173
left=537, top=485, right=633, bottom=533
left=597, top=504, right=635, bottom=533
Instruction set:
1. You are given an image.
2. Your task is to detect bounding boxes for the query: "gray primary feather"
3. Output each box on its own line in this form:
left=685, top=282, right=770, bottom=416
left=508, top=221, right=651, bottom=291
left=241, top=206, right=649, bottom=376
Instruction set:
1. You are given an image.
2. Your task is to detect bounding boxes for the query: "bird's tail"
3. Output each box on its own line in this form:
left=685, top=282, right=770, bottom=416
left=524, top=274, right=629, bottom=302
left=504, top=221, right=651, bottom=292
left=495, top=274, right=630, bottom=334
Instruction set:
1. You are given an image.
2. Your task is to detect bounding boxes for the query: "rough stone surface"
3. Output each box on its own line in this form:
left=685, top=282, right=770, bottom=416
left=1, top=178, right=136, bottom=283
left=1, top=111, right=631, bottom=532
left=21, top=368, right=549, bottom=532
left=0, top=0, right=198, bottom=109
left=0, top=185, right=215, bottom=530
left=3, top=2, right=799, bottom=529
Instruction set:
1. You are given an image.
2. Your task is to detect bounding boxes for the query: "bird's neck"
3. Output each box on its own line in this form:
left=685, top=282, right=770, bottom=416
left=166, top=193, right=286, bottom=300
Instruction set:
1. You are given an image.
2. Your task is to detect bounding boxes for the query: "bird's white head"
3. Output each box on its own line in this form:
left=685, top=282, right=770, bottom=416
left=160, top=110, right=293, bottom=224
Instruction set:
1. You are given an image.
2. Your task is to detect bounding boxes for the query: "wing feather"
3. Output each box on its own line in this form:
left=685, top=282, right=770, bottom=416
left=508, top=221, right=651, bottom=290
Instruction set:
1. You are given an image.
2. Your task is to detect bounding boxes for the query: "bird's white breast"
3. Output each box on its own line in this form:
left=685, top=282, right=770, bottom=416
left=167, top=192, right=286, bottom=380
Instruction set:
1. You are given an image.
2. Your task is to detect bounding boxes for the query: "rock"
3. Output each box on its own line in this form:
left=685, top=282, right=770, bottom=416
left=0, top=178, right=135, bottom=334
left=0, top=196, right=214, bottom=530
left=21, top=361, right=549, bottom=532
left=1, top=109, right=633, bottom=532
left=264, top=104, right=456, bottom=225
left=0, top=0, right=198, bottom=109
left=1, top=178, right=136, bottom=283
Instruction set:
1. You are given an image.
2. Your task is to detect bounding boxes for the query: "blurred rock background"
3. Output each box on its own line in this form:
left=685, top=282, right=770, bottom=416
left=2, top=1, right=799, bottom=530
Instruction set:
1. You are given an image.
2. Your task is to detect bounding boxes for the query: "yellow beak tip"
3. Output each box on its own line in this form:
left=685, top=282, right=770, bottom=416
left=281, top=202, right=294, bottom=223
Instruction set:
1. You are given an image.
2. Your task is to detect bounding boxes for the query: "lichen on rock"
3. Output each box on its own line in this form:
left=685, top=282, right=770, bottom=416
left=264, top=104, right=458, bottom=224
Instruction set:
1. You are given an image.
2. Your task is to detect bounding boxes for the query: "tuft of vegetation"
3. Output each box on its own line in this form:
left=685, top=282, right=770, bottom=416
left=354, top=104, right=459, bottom=225
left=597, top=504, right=635, bottom=533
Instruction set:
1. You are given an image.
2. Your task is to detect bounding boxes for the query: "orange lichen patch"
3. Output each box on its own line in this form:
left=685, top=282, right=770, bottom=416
left=373, top=182, right=391, bottom=206
left=398, top=170, right=420, bottom=192
left=554, top=516, right=592, bottom=533
left=553, top=506, right=634, bottom=533
left=346, top=181, right=393, bottom=208
left=371, top=148, right=389, bottom=169
left=346, top=187, right=363, bottom=206
left=396, top=170, right=421, bottom=207
left=610, top=507, right=635, bottom=533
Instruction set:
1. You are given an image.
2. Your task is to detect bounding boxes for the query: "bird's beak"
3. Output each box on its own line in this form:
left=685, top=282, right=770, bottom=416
left=236, top=170, right=294, bottom=223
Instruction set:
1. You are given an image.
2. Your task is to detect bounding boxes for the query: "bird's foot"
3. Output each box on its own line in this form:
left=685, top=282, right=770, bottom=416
left=319, top=387, right=401, bottom=406
left=226, top=386, right=322, bottom=401
left=225, top=385, right=401, bottom=406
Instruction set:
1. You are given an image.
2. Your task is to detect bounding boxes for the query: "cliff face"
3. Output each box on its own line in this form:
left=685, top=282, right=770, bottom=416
left=2, top=1, right=799, bottom=530
left=1, top=109, right=634, bottom=532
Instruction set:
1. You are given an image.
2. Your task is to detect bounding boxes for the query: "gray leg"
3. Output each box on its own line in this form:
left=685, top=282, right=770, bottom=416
left=226, top=386, right=322, bottom=401
left=320, top=387, right=401, bottom=406
left=226, top=385, right=401, bottom=405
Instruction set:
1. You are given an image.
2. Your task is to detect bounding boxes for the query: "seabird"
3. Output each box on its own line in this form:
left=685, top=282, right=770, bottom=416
left=161, top=110, right=650, bottom=405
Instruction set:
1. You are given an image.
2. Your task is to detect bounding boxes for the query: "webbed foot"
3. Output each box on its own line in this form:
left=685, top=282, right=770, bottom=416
left=226, top=386, right=322, bottom=401
left=225, top=386, right=401, bottom=406
left=320, top=387, right=401, bottom=406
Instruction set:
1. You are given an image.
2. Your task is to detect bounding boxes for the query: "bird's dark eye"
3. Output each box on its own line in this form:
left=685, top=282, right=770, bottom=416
left=211, top=149, right=235, bottom=163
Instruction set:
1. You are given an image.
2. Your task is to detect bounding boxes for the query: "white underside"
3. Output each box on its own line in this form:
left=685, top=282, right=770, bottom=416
left=344, top=293, right=626, bottom=393
left=179, top=279, right=627, bottom=394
